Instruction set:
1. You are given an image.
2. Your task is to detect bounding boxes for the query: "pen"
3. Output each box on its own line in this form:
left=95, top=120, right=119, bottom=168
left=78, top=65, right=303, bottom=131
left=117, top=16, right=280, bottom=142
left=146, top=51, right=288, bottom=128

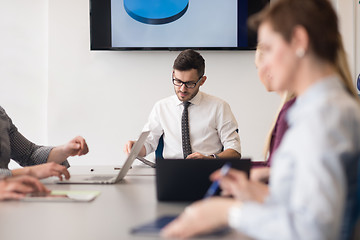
left=203, top=162, right=232, bottom=199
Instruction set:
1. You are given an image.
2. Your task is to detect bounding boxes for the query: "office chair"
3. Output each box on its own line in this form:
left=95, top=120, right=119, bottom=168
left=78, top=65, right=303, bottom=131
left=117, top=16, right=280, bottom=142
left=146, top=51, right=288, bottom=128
left=341, top=155, right=360, bottom=240
left=155, top=135, right=164, bottom=159
left=350, top=156, right=360, bottom=240
left=352, top=220, right=360, bottom=240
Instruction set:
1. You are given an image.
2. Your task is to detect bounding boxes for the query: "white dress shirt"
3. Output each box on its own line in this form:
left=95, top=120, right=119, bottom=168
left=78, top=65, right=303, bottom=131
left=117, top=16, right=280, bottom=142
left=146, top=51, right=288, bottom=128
left=229, top=76, right=360, bottom=240
left=142, top=91, right=241, bottom=158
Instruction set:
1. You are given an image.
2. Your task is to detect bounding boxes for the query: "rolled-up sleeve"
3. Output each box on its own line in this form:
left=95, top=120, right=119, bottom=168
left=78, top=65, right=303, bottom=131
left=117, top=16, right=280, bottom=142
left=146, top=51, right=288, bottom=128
left=142, top=103, right=164, bottom=156
left=217, top=102, right=241, bottom=154
left=0, top=168, right=12, bottom=177
left=8, top=113, right=70, bottom=168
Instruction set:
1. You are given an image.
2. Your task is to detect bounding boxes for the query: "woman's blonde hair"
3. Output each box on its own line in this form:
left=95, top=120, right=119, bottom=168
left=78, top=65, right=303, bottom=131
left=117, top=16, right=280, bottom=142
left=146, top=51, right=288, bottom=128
left=261, top=41, right=357, bottom=161
left=252, top=0, right=360, bottom=160
left=262, top=92, right=295, bottom=161
left=335, top=35, right=359, bottom=100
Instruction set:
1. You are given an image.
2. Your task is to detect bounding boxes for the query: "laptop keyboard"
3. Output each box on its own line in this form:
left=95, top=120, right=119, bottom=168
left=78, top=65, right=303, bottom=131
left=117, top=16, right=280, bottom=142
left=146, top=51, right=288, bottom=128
left=85, top=176, right=114, bottom=181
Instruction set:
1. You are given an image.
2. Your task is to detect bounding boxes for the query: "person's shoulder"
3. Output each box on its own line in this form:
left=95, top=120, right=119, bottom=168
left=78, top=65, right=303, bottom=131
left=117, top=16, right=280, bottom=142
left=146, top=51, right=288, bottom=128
left=0, top=106, right=10, bottom=122
left=302, top=91, right=360, bottom=131
left=153, top=95, right=178, bottom=108
left=201, top=92, right=229, bottom=106
left=336, top=94, right=360, bottom=122
left=321, top=89, right=359, bottom=114
left=0, top=106, right=7, bottom=116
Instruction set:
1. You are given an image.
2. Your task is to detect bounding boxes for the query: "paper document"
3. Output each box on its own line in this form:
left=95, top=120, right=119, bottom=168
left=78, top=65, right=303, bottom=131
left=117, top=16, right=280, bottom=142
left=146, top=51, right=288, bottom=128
left=21, top=190, right=100, bottom=202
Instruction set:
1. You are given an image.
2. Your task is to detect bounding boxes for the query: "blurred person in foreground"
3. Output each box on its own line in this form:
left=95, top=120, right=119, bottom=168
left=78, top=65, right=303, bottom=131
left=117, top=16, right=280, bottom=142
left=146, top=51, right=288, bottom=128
left=162, top=0, right=360, bottom=239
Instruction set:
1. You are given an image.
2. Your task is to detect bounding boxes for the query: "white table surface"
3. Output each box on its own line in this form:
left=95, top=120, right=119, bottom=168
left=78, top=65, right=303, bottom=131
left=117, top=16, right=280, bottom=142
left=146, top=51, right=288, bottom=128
left=0, top=165, right=251, bottom=240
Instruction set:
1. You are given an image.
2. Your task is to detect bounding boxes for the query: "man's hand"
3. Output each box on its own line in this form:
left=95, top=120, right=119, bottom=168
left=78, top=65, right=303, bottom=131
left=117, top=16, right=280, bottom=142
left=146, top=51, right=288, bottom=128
left=47, top=136, right=89, bottom=164
left=0, top=175, right=50, bottom=200
left=27, top=162, right=71, bottom=180
left=187, top=149, right=241, bottom=159
left=63, top=136, right=89, bottom=157
left=123, top=141, right=146, bottom=157
left=124, top=141, right=135, bottom=155
left=186, top=152, right=213, bottom=159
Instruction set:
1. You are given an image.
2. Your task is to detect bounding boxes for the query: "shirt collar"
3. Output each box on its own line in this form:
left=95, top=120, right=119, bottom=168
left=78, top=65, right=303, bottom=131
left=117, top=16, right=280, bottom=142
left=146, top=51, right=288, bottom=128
left=174, top=91, right=203, bottom=106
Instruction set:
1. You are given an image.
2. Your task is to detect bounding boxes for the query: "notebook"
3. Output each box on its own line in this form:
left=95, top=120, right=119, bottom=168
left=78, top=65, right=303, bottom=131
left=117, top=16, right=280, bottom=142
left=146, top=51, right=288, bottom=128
left=57, top=131, right=149, bottom=184
left=156, top=158, right=251, bottom=201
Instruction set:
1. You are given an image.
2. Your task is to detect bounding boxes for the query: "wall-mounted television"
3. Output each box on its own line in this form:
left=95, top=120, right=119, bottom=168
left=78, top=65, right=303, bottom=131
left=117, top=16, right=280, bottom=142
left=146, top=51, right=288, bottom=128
left=90, top=0, right=269, bottom=51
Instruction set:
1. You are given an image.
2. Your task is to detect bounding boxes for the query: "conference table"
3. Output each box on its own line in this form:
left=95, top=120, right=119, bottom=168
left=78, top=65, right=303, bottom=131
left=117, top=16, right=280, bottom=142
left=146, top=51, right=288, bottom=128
left=0, top=165, right=252, bottom=240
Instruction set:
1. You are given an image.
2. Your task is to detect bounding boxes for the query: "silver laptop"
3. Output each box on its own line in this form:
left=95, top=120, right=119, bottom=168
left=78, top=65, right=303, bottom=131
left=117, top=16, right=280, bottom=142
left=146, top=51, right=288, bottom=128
left=57, top=131, right=149, bottom=184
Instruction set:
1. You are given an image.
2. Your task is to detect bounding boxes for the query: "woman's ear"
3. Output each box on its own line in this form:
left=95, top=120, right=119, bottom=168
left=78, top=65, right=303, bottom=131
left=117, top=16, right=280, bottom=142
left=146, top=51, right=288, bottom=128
left=291, top=25, right=309, bottom=58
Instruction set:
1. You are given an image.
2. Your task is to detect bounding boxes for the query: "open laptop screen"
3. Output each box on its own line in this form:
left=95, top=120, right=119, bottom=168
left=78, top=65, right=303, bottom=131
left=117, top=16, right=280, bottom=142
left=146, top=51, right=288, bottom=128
left=155, top=158, right=251, bottom=201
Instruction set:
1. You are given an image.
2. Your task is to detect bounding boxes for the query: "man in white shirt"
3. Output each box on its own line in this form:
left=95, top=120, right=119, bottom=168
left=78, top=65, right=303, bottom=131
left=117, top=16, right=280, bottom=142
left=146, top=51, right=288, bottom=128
left=124, top=49, right=241, bottom=159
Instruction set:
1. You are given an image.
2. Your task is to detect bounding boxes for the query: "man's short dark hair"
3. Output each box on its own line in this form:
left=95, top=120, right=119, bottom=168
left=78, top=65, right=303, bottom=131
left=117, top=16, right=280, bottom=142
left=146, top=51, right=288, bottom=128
left=173, top=49, right=205, bottom=77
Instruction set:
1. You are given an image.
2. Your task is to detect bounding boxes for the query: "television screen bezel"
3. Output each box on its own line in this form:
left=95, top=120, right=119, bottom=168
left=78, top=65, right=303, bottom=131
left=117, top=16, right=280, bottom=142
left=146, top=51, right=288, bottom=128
left=89, top=0, right=269, bottom=51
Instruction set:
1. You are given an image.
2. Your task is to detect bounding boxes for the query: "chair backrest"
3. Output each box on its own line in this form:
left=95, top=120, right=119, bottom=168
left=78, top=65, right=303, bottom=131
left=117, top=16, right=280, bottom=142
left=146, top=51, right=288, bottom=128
left=352, top=219, right=360, bottom=240
left=351, top=159, right=360, bottom=240
left=155, top=135, right=164, bottom=159
left=341, top=155, right=360, bottom=240
left=358, top=156, right=360, bottom=218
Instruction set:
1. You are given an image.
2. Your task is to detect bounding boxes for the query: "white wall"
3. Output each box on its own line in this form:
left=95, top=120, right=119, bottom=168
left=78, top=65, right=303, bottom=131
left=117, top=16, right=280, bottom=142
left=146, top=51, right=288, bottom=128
left=0, top=1, right=48, bottom=169
left=0, top=0, right=48, bottom=144
left=2, top=0, right=359, bottom=168
left=333, top=0, right=360, bottom=92
left=47, top=0, right=279, bottom=166
left=336, top=0, right=356, bottom=78
left=1, top=0, right=358, bottom=168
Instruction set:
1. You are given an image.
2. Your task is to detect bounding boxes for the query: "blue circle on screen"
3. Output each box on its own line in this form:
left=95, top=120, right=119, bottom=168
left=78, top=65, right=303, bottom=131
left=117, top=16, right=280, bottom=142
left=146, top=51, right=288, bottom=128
left=124, top=0, right=189, bottom=25
left=357, top=73, right=360, bottom=91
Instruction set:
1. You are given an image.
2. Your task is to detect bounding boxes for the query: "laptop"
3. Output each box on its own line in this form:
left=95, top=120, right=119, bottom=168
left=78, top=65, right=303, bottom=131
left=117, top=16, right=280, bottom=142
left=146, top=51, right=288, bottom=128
left=155, top=158, right=251, bottom=201
left=57, top=131, right=150, bottom=184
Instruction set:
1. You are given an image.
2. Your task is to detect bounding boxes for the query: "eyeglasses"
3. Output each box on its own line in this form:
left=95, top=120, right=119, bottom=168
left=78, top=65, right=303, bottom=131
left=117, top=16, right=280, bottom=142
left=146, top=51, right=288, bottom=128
left=172, top=76, right=203, bottom=89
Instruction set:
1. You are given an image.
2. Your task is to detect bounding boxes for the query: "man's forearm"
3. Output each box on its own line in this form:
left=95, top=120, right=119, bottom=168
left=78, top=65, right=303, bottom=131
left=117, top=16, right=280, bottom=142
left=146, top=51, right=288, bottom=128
left=47, top=146, right=69, bottom=164
left=217, top=149, right=241, bottom=159
left=138, top=146, right=147, bottom=157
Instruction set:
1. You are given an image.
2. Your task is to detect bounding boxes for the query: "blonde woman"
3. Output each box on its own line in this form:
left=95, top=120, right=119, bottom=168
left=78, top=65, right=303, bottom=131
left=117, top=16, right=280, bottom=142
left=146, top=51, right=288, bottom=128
left=251, top=44, right=296, bottom=182
left=162, top=0, right=360, bottom=239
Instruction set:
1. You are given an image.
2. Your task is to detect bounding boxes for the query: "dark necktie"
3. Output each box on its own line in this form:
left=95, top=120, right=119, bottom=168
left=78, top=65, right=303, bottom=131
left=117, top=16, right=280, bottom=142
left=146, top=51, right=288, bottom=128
left=182, top=101, right=192, bottom=158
